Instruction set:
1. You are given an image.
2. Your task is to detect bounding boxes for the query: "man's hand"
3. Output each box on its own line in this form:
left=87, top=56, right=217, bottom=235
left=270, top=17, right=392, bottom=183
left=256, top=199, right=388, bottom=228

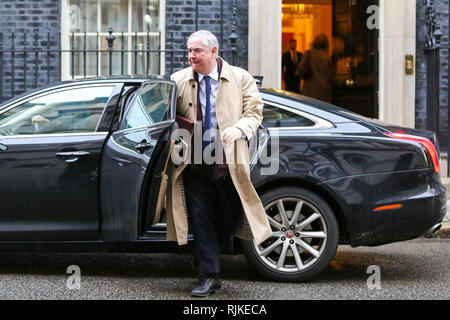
left=31, top=115, right=50, bottom=124
left=221, top=127, right=244, bottom=145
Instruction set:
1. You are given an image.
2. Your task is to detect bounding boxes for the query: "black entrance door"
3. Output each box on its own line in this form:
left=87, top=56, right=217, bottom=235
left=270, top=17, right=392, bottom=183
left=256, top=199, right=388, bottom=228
left=332, top=0, right=379, bottom=118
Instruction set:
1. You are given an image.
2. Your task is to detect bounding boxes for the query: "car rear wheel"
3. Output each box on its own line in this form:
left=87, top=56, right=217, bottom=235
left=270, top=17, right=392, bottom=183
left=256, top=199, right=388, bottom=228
left=241, top=186, right=339, bottom=282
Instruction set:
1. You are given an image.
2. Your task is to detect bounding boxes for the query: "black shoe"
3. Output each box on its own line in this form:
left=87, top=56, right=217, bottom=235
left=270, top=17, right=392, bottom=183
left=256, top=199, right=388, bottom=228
left=191, top=277, right=221, bottom=297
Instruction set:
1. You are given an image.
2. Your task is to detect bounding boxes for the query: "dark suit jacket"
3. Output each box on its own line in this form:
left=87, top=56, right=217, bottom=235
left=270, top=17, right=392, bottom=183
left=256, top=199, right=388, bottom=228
left=282, top=51, right=302, bottom=92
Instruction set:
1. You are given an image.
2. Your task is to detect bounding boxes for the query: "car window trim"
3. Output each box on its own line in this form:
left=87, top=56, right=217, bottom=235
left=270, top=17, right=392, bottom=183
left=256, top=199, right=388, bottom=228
left=114, top=119, right=175, bottom=136
left=0, top=83, right=122, bottom=115
left=0, top=131, right=109, bottom=140
left=263, top=100, right=334, bottom=130
left=0, top=83, right=121, bottom=137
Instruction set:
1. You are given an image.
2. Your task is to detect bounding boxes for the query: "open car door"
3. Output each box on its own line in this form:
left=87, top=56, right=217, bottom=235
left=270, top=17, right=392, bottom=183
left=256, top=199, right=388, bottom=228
left=99, top=80, right=181, bottom=241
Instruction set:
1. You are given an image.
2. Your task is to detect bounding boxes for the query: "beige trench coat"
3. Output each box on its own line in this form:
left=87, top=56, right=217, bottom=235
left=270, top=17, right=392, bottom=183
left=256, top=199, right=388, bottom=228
left=165, top=58, right=272, bottom=246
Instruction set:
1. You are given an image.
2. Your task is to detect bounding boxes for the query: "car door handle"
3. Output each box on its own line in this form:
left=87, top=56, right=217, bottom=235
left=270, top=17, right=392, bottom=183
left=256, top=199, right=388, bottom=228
left=56, top=151, right=91, bottom=157
left=135, top=141, right=154, bottom=153
left=0, top=143, right=7, bottom=151
left=56, top=151, right=90, bottom=163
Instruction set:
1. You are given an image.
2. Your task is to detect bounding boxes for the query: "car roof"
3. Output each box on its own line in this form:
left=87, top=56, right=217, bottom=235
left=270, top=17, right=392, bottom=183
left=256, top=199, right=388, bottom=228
left=0, top=75, right=168, bottom=109
left=260, top=88, right=367, bottom=123
left=0, top=77, right=376, bottom=125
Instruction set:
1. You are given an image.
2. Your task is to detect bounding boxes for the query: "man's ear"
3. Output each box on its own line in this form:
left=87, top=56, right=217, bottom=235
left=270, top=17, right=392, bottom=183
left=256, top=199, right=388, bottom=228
left=211, top=46, right=218, bottom=56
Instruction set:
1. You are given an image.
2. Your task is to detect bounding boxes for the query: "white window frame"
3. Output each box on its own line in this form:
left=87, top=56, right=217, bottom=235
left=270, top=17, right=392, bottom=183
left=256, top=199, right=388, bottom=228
left=61, top=0, right=166, bottom=80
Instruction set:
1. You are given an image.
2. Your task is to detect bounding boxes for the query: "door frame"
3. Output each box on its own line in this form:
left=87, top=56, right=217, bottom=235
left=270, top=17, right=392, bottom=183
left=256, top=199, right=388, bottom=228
left=248, top=0, right=416, bottom=128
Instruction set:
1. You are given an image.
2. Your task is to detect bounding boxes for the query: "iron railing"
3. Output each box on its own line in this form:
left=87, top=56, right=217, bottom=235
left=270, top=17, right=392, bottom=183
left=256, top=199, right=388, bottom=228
left=423, top=0, right=450, bottom=176
left=0, top=0, right=240, bottom=104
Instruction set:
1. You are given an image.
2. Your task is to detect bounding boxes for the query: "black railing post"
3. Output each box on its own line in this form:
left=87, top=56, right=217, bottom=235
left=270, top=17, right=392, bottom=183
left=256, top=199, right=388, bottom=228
left=229, top=0, right=238, bottom=66
left=170, top=32, right=174, bottom=75
left=195, top=0, right=199, bottom=31
left=35, top=31, right=38, bottom=87
left=0, top=32, right=3, bottom=101
left=24, top=32, right=27, bottom=93
left=71, top=30, right=75, bottom=79
left=134, top=31, right=138, bottom=74
left=158, top=31, right=161, bottom=75
left=11, top=32, right=15, bottom=98
left=58, top=31, right=62, bottom=82
left=448, top=6, right=450, bottom=177
left=146, top=31, right=150, bottom=74
left=106, top=27, right=115, bottom=76
left=83, top=31, right=87, bottom=78
left=97, top=31, right=100, bottom=76
left=220, top=0, right=224, bottom=57
left=121, top=32, right=124, bottom=75
left=47, top=32, right=50, bottom=84
left=424, top=0, right=443, bottom=136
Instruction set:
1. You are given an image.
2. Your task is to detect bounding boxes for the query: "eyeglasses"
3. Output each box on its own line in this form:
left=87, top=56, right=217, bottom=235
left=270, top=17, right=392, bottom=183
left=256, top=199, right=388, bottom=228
left=187, top=47, right=209, bottom=55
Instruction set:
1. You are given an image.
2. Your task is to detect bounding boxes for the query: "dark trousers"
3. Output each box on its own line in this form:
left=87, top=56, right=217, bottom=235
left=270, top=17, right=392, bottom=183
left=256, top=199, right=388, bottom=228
left=284, top=74, right=301, bottom=93
left=183, top=165, right=241, bottom=277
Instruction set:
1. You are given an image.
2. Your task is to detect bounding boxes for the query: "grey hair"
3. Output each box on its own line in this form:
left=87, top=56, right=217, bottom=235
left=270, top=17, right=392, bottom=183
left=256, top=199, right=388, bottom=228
left=187, top=30, right=219, bottom=54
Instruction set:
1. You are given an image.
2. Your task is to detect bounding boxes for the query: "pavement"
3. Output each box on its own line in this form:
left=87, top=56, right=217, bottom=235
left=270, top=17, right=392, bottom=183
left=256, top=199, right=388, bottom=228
left=0, top=238, right=448, bottom=300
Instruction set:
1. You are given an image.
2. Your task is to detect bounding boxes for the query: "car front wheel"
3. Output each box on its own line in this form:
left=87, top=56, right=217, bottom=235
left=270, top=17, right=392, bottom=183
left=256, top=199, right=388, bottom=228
left=242, top=186, right=339, bottom=282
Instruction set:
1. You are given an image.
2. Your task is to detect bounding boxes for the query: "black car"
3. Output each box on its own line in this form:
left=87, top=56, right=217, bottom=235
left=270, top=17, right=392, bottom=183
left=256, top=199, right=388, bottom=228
left=0, top=77, right=446, bottom=282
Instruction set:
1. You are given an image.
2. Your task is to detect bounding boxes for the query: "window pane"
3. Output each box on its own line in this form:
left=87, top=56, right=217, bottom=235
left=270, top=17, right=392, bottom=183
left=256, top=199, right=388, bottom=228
left=73, top=36, right=99, bottom=76
left=101, top=0, right=128, bottom=32
left=262, top=105, right=315, bottom=128
left=130, top=35, right=161, bottom=75
left=120, top=83, right=172, bottom=130
left=140, top=83, right=172, bottom=122
left=120, top=94, right=153, bottom=130
left=69, top=0, right=98, bottom=32
left=132, top=0, right=160, bottom=33
left=67, top=0, right=162, bottom=77
left=0, top=86, right=114, bottom=135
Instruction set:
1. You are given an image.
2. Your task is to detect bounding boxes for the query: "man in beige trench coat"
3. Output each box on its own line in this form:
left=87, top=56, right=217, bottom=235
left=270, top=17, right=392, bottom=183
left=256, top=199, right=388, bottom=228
left=166, top=30, right=272, bottom=297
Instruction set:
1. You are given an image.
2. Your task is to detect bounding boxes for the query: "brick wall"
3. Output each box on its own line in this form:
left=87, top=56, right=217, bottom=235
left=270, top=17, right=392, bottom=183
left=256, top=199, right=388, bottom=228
left=416, top=0, right=449, bottom=151
left=0, top=0, right=61, bottom=101
left=165, top=0, right=248, bottom=75
left=0, top=0, right=248, bottom=102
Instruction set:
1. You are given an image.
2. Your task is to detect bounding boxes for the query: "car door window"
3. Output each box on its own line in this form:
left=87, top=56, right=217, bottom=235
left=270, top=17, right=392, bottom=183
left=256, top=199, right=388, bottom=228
left=120, top=82, right=172, bottom=130
left=0, top=86, right=114, bottom=135
left=262, top=104, right=315, bottom=128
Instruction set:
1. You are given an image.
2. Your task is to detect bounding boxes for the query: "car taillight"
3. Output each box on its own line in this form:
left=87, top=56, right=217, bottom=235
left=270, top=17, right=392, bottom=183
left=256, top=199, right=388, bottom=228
left=385, top=133, right=440, bottom=174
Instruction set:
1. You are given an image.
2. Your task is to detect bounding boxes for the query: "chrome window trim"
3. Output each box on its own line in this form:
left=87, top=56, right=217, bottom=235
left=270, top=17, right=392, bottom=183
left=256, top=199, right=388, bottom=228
left=0, top=132, right=109, bottom=139
left=0, top=83, right=123, bottom=115
left=0, top=83, right=121, bottom=137
left=114, top=119, right=175, bottom=135
left=262, top=100, right=334, bottom=130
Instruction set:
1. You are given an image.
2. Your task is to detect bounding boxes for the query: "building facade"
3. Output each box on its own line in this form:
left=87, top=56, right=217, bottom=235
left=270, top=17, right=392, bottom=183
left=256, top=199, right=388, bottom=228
left=0, top=0, right=448, bottom=173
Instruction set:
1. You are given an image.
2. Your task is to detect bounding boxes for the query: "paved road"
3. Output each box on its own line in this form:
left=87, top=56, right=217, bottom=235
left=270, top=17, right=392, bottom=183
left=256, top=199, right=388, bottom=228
left=0, top=238, right=448, bottom=300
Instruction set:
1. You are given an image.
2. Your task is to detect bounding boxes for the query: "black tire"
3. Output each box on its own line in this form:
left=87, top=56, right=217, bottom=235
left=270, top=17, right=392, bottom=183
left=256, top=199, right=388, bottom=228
left=241, top=186, right=339, bottom=282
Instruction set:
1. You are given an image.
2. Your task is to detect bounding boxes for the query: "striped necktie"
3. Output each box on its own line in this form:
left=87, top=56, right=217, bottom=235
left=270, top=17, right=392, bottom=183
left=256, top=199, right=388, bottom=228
left=202, top=75, right=212, bottom=151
